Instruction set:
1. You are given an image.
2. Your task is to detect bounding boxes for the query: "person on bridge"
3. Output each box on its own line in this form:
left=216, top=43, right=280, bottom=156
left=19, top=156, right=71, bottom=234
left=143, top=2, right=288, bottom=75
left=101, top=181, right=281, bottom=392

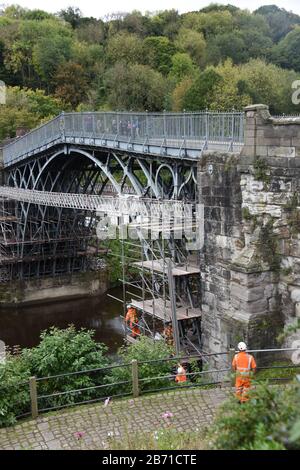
left=125, top=304, right=141, bottom=339
left=232, top=342, right=256, bottom=403
left=175, top=363, right=187, bottom=383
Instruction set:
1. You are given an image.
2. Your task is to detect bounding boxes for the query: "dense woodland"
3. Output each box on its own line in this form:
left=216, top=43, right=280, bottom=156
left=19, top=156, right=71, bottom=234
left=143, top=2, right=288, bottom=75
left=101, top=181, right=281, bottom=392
left=1, top=3, right=300, bottom=139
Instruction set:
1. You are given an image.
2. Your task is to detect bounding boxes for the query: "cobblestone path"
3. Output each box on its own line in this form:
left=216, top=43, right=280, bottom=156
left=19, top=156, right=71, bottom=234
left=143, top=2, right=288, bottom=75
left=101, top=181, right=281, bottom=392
left=0, top=387, right=229, bottom=450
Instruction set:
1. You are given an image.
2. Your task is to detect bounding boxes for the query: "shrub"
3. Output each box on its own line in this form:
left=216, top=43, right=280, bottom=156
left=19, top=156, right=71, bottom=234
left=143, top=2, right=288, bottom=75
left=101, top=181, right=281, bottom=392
left=209, top=381, right=300, bottom=450
left=21, top=326, right=109, bottom=410
left=106, top=336, right=175, bottom=395
left=0, top=354, right=31, bottom=427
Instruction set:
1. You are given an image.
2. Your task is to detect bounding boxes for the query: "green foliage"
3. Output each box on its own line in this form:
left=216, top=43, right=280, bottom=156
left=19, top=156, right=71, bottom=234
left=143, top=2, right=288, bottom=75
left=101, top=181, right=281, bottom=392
left=105, top=63, right=168, bottom=111
left=181, top=68, right=222, bottom=111
left=284, top=193, right=300, bottom=235
left=272, top=27, right=300, bottom=72
left=0, top=5, right=300, bottom=124
left=0, top=355, right=30, bottom=427
left=169, top=53, right=196, bottom=83
left=258, top=219, right=281, bottom=271
left=110, top=426, right=206, bottom=450
left=107, top=336, right=175, bottom=394
left=255, top=4, right=300, bottom=42
left=142, top=36, right=177, bottom=74
left=209, top=382, right=300, bottom=450
left=0, top=86, right=64, bottom=139
left=32, top=35, right=73, bottom=85
left=253, top=157, right=270, bottom=184
left=21, top=326, right=109, bottom=409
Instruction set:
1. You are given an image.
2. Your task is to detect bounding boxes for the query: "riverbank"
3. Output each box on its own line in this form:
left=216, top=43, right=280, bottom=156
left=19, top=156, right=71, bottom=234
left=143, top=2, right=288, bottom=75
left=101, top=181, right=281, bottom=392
left=0, top=270, right=108, bottom=306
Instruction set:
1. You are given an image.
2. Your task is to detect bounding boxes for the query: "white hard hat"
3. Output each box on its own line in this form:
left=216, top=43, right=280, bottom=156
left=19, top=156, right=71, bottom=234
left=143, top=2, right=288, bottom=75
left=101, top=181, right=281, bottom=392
left=238, top=341, right=247, bottom=351
left=127, top=304, right=132, bottom=308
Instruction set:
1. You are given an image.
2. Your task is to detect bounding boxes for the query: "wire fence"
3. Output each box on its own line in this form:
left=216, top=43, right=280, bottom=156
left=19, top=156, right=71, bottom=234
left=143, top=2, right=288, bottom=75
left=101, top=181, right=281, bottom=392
left=2, top=111, right=245, bottom=166
left=4, top=346, right=299, bottom=422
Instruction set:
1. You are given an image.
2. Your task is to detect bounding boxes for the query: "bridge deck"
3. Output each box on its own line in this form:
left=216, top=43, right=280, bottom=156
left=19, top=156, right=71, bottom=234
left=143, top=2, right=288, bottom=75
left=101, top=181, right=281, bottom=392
left=2, top=111, right=244, bottom=167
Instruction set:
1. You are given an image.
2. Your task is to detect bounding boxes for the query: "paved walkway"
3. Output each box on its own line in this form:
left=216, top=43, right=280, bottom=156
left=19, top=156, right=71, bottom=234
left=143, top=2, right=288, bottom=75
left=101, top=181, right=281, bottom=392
left=0, top=387, right=229, bottom=450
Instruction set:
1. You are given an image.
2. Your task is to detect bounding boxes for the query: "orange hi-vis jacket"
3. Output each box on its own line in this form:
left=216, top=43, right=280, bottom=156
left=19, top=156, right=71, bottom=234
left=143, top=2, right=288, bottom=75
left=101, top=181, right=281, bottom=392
left=125, top=307, right=138, bottom=329
left=232, top=352, right=256, bottom=377
left=175, top=365, right=187, bottom=383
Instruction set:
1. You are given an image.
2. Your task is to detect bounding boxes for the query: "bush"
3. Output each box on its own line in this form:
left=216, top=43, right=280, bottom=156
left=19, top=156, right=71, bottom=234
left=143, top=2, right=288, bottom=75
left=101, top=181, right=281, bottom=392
left=106, top=336, right=175, bottom=395
left=21, top=326, right=109, bottom=409
left=209, top=381, right=300, bottom=450
left=0, top=355, right=31, bottom=427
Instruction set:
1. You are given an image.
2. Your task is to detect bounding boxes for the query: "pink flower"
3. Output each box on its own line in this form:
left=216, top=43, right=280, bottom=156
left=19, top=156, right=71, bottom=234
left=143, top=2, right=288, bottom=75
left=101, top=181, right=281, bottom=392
left=161, top=411, right=173, bottom=419
left=74, top=431, right=85, bottom=440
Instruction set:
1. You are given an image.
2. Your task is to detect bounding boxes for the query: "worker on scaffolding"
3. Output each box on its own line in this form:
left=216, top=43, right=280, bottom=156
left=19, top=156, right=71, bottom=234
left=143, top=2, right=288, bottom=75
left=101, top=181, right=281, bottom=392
left=175, top=363, right=187, bottom=383
left=232, top=342, right=256, bottom=403
left=125, top=304, right=141, bottom=339
left=163, top=321, right=174, bottom=347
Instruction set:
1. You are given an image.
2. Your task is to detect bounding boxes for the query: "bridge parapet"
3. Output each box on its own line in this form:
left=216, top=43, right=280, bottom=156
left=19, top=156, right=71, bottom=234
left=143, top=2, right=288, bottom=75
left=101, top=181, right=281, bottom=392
left=242, top=104, right=300, bottom=159
left=2, top=111, right=244, bottom=167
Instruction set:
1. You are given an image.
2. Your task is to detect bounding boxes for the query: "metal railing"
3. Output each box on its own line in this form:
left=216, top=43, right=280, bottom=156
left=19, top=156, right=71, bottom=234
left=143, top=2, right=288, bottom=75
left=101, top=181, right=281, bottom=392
left=0, top=186, right=187, bottom=215
left=7, top=346, right=299, bottom=421
left=2, top=111, right=245, bottom=166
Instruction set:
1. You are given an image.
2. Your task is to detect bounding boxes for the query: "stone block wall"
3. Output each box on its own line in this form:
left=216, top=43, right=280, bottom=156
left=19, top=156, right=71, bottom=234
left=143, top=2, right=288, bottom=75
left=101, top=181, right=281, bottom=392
left=199, top=104, right=300, bottom=360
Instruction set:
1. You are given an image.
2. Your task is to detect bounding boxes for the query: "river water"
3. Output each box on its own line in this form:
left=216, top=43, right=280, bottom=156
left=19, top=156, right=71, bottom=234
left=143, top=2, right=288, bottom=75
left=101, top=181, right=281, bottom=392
left=0, top=287, right=125, bottom=353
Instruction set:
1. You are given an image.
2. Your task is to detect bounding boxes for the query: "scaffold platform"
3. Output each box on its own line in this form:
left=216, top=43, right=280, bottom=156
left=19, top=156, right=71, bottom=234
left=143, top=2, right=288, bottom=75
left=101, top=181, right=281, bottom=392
left=131, top=298, right=201, bottom=322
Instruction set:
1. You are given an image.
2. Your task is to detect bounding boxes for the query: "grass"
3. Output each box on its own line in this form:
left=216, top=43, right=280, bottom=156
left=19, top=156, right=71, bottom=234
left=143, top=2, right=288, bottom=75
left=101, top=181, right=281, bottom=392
left=109, top=427, right=208, bottom=450
left=255, top=360, right=299, bottom=381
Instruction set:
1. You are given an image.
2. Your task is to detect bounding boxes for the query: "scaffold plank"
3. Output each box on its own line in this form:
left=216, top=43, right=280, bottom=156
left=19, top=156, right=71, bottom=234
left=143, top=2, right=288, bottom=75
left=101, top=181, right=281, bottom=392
left=131, top=298, right=201, bottom=321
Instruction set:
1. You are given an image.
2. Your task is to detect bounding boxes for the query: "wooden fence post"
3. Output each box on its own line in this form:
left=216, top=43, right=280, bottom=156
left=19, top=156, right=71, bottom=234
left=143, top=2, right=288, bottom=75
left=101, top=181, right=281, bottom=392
left=29, top=376, right=38, bottom=419
left=131, top=360, right=139, bottom=398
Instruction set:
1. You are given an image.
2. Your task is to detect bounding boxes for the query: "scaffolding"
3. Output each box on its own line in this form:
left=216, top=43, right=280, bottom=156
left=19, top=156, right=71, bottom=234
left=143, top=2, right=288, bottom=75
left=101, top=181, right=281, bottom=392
left=0, top=195, right=98, bottom=282
left=100, top=174, right=202, bottom=355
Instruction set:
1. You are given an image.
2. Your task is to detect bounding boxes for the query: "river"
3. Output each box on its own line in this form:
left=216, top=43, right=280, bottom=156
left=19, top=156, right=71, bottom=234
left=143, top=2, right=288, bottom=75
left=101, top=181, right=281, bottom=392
left=0, top=287, right=125, bottom=353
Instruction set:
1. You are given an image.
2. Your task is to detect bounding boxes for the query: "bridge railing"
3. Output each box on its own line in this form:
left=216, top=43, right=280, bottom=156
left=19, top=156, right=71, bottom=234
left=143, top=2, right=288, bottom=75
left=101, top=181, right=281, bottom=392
left=2, top=111, right=244, bottom=166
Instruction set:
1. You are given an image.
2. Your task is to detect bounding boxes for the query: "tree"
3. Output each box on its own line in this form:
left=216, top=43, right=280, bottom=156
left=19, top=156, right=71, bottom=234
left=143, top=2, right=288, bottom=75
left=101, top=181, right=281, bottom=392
left=176, top=28, right=206, bottom=66
left=238, top=59, right=299, bottom=114
left=182, top=10, right=235, bottom=37
left=142, top=36, right=177, bottom=75
left=169, top=52, right=195, bottom=83
left=171, top=77, right=193, bottom=111
left=207, top=59, right=250, bottom=110
left=33, top=35, right=73, bottom=87
left=148, top=10, right=180, bottom=39
left=181, top=68, right=223, bottom=111
left=0, top=86, right=63, bottom=140
left=76, top=19, right=105, bottom=44
left=59, top=6, right=82, bottom=29
left=105, top=62, right=168, bottom=111
left=107, top=32, right=143, bottom=65
left=255, top=5, right=300, bottom=42
left=54, top=62, right=89, bottom=108
left=272, top=26, right=300, bottom=71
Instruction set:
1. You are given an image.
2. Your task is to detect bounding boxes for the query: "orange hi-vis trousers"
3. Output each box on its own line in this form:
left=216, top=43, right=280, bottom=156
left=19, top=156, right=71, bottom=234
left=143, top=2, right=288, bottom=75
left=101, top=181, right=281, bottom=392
left=235, top=376, right=251, bottom=403
left=232, top=352, right=256, bottom=403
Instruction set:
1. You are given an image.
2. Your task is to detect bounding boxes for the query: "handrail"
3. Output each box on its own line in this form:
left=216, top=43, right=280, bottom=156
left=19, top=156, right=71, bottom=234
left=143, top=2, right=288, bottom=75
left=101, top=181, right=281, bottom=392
left=2, top=110, right=245, bottom=166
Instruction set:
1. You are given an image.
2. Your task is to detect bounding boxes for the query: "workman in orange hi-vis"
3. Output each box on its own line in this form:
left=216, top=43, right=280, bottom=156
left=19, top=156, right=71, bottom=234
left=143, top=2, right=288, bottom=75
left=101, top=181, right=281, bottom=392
left=232, top=342, right=256, bottom=403
left=175, top=363, right=187, bottom=383
left=125, top=304, right=141, bottom=339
